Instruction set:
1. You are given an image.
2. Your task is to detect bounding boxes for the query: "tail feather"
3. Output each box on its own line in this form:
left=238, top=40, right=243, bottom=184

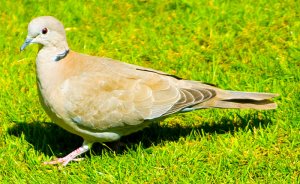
left=190, top=90, right=279, bottom=110
left=224, top=90, right=279, bottom=101
left=213, top=99, right=277, bottom=110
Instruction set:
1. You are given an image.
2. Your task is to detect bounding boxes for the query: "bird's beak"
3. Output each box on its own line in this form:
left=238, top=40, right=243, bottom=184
left=20, top=37, right=33, bottom=51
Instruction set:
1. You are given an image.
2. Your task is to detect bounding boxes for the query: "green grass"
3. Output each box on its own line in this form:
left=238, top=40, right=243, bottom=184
left=0, top=0, right=299, bottom=183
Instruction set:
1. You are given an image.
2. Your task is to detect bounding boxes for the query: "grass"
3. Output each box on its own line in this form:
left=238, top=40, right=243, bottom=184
left=0, top=0, right=299, bottom=183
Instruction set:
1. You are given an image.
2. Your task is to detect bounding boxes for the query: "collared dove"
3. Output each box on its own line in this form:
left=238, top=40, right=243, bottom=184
left=20, top=16, right=278, bottom=166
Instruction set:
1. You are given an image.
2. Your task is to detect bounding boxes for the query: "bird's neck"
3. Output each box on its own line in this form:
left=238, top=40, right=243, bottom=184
left=38, top=43, right=69, bottom=62
left=36, top=46, right=70, bottom=94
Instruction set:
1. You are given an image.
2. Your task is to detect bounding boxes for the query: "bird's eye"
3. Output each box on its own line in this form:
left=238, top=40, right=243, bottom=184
left=42, top=28, right=48, bottom=34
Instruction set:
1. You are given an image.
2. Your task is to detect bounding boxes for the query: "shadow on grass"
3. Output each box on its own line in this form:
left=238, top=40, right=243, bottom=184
left=7, top=111, right=274, bottom=158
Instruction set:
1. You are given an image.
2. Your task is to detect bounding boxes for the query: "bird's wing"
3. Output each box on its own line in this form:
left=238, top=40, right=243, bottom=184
left=59, top=54, right=218, bottom=133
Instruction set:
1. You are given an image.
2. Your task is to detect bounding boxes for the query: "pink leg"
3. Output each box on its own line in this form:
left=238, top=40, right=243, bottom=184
left=44, top=141, right=93, bottom=166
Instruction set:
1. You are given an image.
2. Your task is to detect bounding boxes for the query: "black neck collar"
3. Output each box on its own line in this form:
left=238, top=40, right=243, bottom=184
left=54, top=49, right=69, bottom=61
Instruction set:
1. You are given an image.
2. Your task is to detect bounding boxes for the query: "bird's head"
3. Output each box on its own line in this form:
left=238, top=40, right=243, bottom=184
left=20, top=16, right=69, bottom=51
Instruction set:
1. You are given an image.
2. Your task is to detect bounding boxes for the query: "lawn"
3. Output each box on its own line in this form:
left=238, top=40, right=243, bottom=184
left=0, top=0, right=299, bottom=183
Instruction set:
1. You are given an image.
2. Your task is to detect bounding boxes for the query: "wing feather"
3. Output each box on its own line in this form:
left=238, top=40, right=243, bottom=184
left=163, top=88, right=216, bottom=115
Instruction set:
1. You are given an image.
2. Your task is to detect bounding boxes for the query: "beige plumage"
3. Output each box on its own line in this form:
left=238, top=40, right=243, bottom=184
left=20, top=16, right=278, bottom=166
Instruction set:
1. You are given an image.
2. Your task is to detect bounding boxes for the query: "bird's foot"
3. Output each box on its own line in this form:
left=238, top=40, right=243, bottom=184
left=44, top=141, right=93, bottom=166
left=43, top=157, right=85, bottom=166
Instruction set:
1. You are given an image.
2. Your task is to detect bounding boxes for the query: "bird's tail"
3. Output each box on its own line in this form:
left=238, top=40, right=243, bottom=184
left=193, top=90, right=279, bottom=110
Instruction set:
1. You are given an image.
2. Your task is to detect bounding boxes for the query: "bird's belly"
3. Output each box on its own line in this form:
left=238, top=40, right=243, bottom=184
left=37, top=86, right=152, bottom=143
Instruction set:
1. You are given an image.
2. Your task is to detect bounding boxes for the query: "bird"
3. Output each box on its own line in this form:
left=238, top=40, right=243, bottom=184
left=20, top=16, right=278, bottom=166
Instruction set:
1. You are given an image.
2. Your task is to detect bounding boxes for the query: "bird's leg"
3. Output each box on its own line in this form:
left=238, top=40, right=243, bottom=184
left=44, top=141, right=93, bottom=166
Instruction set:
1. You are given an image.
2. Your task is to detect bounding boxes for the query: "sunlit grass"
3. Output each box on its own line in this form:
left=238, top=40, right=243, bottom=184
left=0, top=0, right=299, bottom=183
